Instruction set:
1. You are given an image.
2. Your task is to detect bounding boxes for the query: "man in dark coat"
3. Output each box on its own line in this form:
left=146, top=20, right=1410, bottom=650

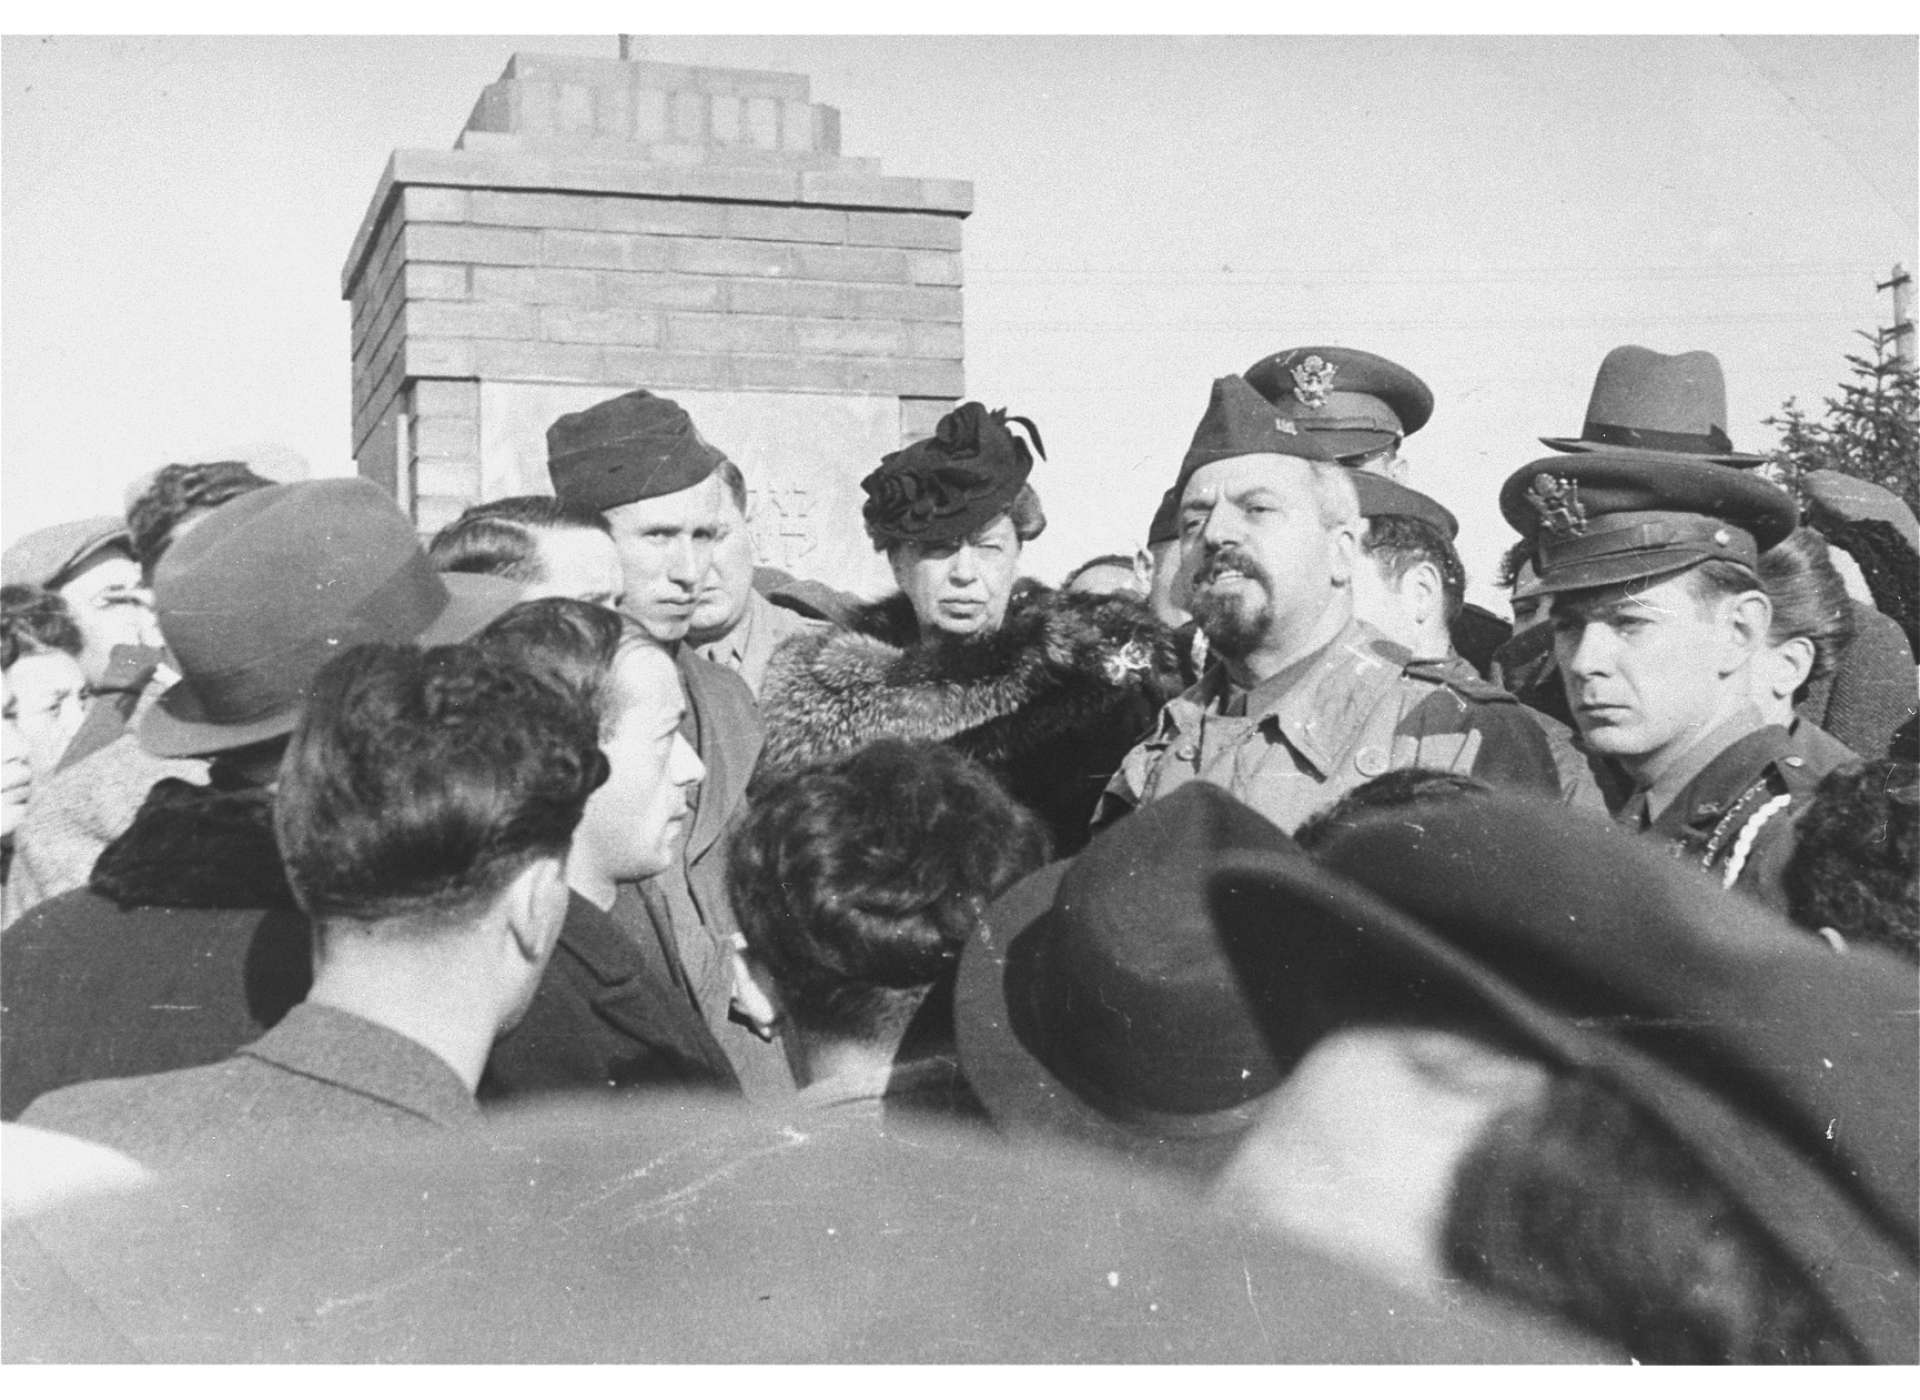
left=1, top=481, right=519, bottom=1119
left=758, top=402, right=1183, bottom=855
left=546, top=390, right=786, bottom=1095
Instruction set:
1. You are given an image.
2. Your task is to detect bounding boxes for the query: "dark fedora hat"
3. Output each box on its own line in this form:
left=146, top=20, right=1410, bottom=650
left=139, top=480, right=521, bottom=759
left=1541, top=344, right=1766, bottom=465
left=956, top=783, right=1353, bottom=1177
left=1209, top=792, right=1918, bottom=1363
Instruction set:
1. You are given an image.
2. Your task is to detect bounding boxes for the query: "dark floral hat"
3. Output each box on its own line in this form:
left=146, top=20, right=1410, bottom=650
left=862, top=403, right=1045, bottom=547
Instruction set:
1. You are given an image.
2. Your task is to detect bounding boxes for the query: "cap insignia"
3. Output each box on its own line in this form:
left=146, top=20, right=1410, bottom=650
left=1273, top=417, right=1298, bottom=435
left=1290, top=354, right=1338, bottom=409
left=1525, top=472, right=1588, bottom=538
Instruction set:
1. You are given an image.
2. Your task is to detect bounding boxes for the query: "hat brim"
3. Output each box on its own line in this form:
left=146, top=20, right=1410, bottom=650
left=1207, top=846, right=1920, bottom=1363
left=1312, top=429, right=1400, bottom=460
left=1509, top=552, right=1712, bottom=601
left=955, top=860, right=1274, bottom=1178
left=1538, top=436, right=1768, bottom=468
left=139, top=572, right=523, bottom=759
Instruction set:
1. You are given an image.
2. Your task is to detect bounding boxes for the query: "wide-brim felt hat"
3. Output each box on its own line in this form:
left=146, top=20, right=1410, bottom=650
left=1243, top=346, right=1434, bottom=460
left=1541, top=344, right=1766, bottom=465
left=1208, top=792, right=1918, bottom=1364
left=139, top=479, right=522, bottom=759
left=956, top=783, right=1354, bottom=1178
left=1499, top=449, right=1797, bottom=598
left=2, top=516, right=132, bottom=590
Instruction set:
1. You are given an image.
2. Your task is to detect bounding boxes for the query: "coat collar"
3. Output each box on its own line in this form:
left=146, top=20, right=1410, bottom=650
left=243, top=1003, right=480, bottom=1128
left=90, top=776, right=296, bottom=912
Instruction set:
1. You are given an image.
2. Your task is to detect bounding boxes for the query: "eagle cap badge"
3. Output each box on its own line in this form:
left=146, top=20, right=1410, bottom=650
left=1525, top=472, right=1588, bottom=538
left=1289, top=354, right=1339, bottom=409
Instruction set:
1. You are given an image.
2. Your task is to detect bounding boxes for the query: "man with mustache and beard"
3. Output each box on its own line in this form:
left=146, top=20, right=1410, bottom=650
left=1099, top=377, right=1558, bottom=836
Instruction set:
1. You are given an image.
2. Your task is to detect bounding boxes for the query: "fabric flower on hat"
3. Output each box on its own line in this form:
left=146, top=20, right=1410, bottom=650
left=862, top=403, right=1045, bottom=548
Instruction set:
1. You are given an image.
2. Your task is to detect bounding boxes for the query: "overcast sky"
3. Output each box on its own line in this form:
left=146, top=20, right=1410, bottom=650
left=4, top=29, right=1915, bottom=606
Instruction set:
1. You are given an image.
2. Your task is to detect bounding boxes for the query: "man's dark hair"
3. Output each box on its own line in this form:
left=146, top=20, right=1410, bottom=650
left=1817, top=518, right=1919, bottom=655
left=728, top=739, right=1051, bottom=1043
left=275, top=642, right=606, bottom=927
left=427, top=496, right=611, bottom=584
left=714, top=458, right=749, bottom=515
left=1445, top=1072, right=1862, bottom=1362
left=1782, top=758, right=1918, bottom=961
left=1493, top=538, right=1534, bottom=594
left=1293, top=768, right=1495, bottom=853
left=1360, top=514, right=1465, bottom=622
left=1757, top=527, right=1855, bottom=695
left=1, top=584, right=84, bottom=671
left=477, top=597, right=653, bottom=740
left=126, top=461, right=275, bottom=579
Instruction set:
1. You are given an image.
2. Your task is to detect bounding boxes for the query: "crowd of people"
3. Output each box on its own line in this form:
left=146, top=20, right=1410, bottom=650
left=1, top=340, right=1915, bottom=1363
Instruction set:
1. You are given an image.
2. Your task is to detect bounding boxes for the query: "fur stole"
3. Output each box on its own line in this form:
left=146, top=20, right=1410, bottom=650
left=90, top=776, right=295, bottom=912
left=758, top=582, right=1181, bottom=851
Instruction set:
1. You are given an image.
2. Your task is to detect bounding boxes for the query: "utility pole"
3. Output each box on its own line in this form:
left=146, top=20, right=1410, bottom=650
left=1877, top=263, right=1915, bottom=373
left=618, top=35, right=638, bottom=61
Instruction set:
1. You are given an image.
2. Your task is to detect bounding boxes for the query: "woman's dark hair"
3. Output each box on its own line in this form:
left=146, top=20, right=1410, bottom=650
left=275, top=641, right=605, bottom=927
left=428, top=496, right=612, bottom=584
left=0, top=584, right=84, bottom=671
left=475, top=597, right=652, bottom=740
left=125, top=461, right=275, bottom=579
left=1757, top=528, right=1855, bottom=695
left=1445, top=1072, right=1862, bottom=1363
left=728, top=739, right=1051, bottom=1043
left=1782, top=758, right=1918, bottom=961
left=1815, top=517, right=1920, bottom=655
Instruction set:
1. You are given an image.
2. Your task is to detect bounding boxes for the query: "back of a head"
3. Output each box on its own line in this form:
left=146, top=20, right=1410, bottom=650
left=126, top=461, right=276, bottom=579
left=1359, top=513, right=1466, bottom=621
left=1447, top=1071, right=1864, bottom=1362
left=729, top=739, right=1052, bottom=1044
left=1758, top=527, right=1854, bottom=688
left=274, top=641, right=605, bottom=930
left=0, top=585, right=83, bottom=671
left=476, top=597, right=646, bottom=736
left=1783, top=758, right=1919, bottom=962
left=427, top=496, right=611, bottom=584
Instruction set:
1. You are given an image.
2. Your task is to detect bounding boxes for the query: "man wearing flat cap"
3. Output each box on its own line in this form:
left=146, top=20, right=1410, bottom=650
left=547, top=389, right=789, bottom=1097
left=1499, top=449, right=1852, bottom=917
left=1099, top=377, right=1558, bottom=837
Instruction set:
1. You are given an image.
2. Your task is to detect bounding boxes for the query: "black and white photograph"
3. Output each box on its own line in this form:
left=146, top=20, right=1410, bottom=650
left=2, top=19, right=1915, bottom=1368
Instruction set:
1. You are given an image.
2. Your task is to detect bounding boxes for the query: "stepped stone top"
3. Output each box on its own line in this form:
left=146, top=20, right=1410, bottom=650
left=343, top=51, right=971, bottom=295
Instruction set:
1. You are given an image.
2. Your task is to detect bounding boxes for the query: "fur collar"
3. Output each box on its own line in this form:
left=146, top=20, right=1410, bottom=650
left=758, top=582, right=1180, bottom=779
left=90, top=777, right=296, bottom=912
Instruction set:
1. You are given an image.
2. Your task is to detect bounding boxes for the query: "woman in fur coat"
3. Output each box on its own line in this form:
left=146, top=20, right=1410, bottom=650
left=758, top=403, right=1182, bottom=855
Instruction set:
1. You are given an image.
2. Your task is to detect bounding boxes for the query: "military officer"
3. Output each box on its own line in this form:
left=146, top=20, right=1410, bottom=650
left=1499, top=449, right=1856, bottom=921
left=1100, top=376, right=1558, bottom=837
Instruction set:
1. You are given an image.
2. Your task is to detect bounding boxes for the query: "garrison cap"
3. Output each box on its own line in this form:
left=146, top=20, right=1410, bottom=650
left=1499, top=450, right=1796, bottom=599
left=1541, top=345, right=1765, bottom=466
left=1244, top=346, right=1434, bottom=459
left=1351, top=474, right=1458, bottom=540
left=546, top=390, right=729, bottom=512
left=861, top=402, right=1045, bottom=548
left=1156, top=376, right=1338, bottom=539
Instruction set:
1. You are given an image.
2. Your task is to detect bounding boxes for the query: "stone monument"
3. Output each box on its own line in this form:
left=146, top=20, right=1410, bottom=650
left=341, top=51, right=971, bottom=594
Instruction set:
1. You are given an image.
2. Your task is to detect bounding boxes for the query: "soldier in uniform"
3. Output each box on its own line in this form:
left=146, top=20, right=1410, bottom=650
left=1348, top=474, right=1604, bottom=811
left=1499, top=449, right=1857, bottom=921
left=1099, top=376, right=1558, bottom=837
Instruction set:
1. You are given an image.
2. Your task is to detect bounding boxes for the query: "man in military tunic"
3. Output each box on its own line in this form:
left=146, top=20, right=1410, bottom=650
left=1499, top=450, right=1856, bottom=919
left=1099, top=376, right=1559, bottom=837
